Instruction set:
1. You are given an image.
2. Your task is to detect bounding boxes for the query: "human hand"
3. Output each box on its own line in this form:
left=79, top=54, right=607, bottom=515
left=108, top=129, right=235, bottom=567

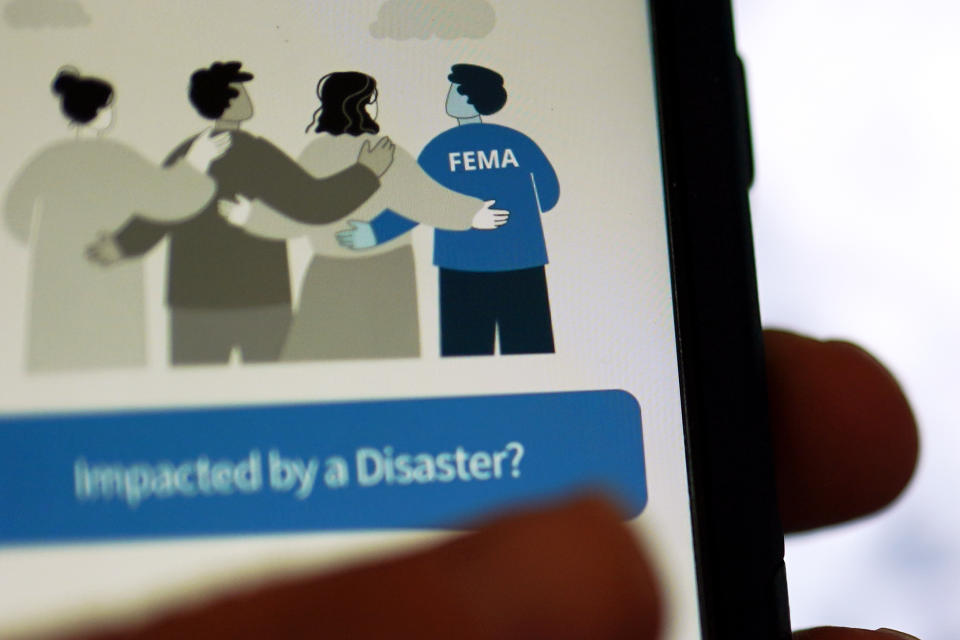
left=218, top=194, right=253, bottom=227
left=471, top=200, right=510, bottom=230
left=761, top=330, right=919, bottom=639
left=335, top=220, right=377, bottom=250
left=84, top=232, right=123, bottom=266
left=357, top=136, right=396, bottom=177
left=70, top=330, right=919, bottom=640
left=184, top=128, right=231, bottom=173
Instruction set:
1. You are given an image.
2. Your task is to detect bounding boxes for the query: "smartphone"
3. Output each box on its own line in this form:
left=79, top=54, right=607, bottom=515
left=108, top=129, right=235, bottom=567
left=0, top=1, right=788, bottom=638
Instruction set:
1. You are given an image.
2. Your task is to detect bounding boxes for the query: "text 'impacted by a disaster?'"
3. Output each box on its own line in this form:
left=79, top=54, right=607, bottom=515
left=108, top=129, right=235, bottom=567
left=74, top=443, right=530, bottom=508
left=0, top=391, right=646, bottom=544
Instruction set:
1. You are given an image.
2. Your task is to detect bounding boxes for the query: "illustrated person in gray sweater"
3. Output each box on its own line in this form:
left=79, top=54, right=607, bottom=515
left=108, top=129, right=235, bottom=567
left=218, top=71, right=508, bottom=360
left=3, top=67, right=229, bottom=372
left=87, top=62, right=395, bottom=365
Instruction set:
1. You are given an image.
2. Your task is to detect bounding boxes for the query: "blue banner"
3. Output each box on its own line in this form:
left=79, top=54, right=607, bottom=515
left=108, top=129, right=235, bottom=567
left=0, top=390, right=646, bottom=545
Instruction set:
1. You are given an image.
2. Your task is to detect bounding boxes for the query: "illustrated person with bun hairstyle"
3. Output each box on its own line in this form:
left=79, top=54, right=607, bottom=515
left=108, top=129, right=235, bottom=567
left=338, top=64, right=560, bottom=357
left=218, top=71, right=509, bottom=360
left=88, top=62, right=395, bottom=365
left=2, top=67, right=229, bottom=372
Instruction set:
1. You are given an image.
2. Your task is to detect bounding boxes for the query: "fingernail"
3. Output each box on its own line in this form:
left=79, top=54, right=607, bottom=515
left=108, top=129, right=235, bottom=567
left=877, top=629, right=921, bottom=640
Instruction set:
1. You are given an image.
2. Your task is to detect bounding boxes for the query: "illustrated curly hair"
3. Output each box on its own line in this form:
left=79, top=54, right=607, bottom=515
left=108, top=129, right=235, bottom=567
left=189, top=61, right=254, bottom=120
left=306, top=71, right=380, bottom=136
left=448, top=64, right=507, bottom=116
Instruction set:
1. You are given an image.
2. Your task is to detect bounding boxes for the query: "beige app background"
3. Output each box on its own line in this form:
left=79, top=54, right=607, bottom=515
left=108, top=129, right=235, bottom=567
left=0, top=2, right=698, bottom=638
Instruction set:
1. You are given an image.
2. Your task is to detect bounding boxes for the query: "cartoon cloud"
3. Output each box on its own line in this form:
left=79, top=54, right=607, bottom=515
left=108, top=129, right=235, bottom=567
left=370, top=0, right=495, bottom=40
left=3, top=0, right=90, bottom=28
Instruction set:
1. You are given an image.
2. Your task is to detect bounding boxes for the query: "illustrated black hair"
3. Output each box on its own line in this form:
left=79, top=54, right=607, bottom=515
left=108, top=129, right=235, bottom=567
left=51, top=67, right=113, bottom=125
left=189, top=61, right=254, bottom=120
left=447, top=64, right=507, bottom=116
left=306, top=71, right=380, bottom=136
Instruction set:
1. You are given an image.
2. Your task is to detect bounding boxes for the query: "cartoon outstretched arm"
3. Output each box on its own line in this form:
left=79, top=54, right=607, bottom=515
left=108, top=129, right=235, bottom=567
left=95, top=133, right=392, bottom=266
left=334, top=145, right=509, bottom=250
left=218, top=142, right=505, bottom=245
left=251, top=136, right=393, bottom=225
left=210, top=135, right=393, bottom=240
left=83, top=133, right=231, bottom=266
left=217, top=192, right=309, bottom=240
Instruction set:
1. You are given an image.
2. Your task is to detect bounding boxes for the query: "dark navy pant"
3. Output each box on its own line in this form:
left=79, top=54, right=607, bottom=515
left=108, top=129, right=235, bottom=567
left=439, top=266, right=555, bottom=356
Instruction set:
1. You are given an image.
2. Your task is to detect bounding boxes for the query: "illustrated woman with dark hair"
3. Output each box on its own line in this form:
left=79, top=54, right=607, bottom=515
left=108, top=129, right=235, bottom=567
left=219, top=71, right=507, bottom=360
left=2, top=67, right=229, bottom=372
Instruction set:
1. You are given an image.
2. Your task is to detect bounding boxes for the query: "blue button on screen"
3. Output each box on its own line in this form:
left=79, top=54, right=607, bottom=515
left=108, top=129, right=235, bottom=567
left=0, top=390, right=646, bottom=545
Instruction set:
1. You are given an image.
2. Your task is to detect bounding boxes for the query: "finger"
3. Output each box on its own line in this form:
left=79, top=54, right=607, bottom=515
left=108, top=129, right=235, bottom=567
left=360, top=140, right=372, bottom=154
left=375, top=136, right=392, bottom=149
left=75, top=497, right=660, bottom=640
left=764, top=330, right=919, bottom=533
left=794, top=627, right=921, bottom=640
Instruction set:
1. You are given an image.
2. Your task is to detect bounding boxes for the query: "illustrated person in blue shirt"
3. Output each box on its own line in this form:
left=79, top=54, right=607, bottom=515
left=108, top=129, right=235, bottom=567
left=338, top=64, right=560, bottom=356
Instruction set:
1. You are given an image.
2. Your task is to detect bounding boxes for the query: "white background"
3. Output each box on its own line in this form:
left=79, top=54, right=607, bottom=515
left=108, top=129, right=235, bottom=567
left=734, top=1, right=960, bottom=637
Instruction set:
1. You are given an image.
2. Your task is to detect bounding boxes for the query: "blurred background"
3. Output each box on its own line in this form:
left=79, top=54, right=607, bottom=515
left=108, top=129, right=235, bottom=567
left=733, top=1, right=959, bottom=637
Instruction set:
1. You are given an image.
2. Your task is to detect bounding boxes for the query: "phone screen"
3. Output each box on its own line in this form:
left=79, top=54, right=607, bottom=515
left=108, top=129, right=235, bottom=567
left=0, top=2, right=700, bottom=638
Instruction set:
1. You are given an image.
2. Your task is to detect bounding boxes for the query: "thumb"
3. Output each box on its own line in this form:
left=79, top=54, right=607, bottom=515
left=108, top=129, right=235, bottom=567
left=235, top=194, right=250, bottom=206
left=360, top=140, right=372, bottom=154
left=72, top=497, right=660, bottom=640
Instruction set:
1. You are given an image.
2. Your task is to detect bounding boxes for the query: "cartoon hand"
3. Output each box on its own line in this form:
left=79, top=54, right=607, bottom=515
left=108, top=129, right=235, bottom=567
left=357, top=136, right=396, bottom=177
left=218, top=194, right=253, bottom=227
left=85, top=232, right=123, bottom=266
left=336, top=220, right=377, bottom=251
left=472, top=200, right=510, bottom=230
left=185, top=128, right=232, bottom=173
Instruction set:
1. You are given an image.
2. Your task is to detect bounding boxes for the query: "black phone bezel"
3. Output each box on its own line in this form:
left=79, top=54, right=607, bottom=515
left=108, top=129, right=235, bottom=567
left=649, top=1, right=791, bottom=637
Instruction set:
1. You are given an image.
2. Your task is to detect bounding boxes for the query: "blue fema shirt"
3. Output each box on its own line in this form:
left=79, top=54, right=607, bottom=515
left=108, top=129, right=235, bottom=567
left=370, top=123, right=560, bottom=272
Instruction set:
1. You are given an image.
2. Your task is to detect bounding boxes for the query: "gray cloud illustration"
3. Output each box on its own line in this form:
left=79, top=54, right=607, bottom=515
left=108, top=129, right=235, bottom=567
left=370, top=0, right=495, bottom=40
left=4, top=0, right=90, bottom=28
